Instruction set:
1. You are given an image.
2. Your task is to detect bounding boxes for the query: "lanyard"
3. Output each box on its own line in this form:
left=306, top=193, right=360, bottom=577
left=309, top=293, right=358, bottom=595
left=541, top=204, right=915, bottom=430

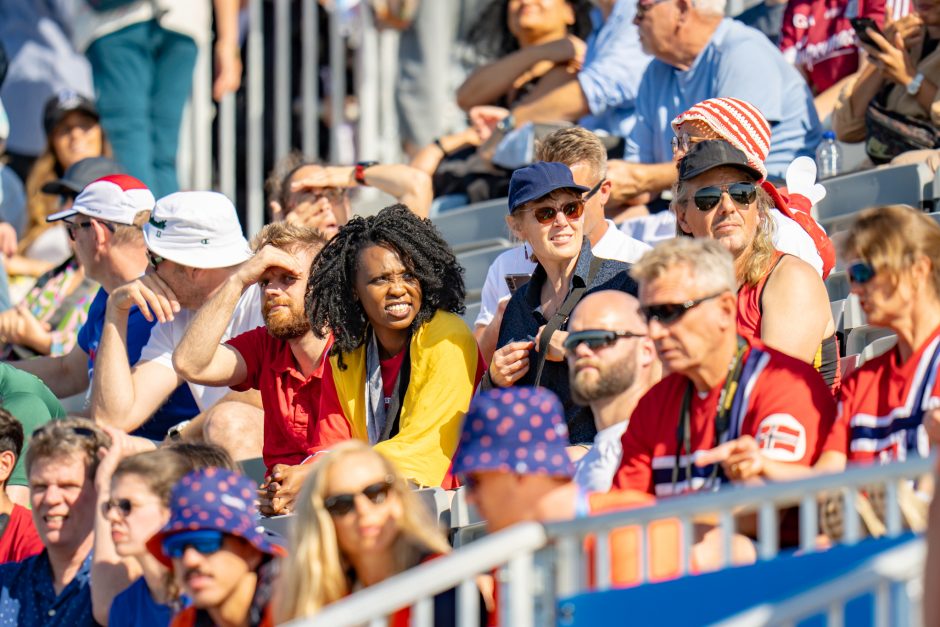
left=671, top=336, right=748, bottom=494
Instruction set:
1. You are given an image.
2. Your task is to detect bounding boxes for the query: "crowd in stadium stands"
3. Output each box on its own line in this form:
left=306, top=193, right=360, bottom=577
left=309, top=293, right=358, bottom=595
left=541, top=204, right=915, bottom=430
left=1, top=0, right=940, bottom=624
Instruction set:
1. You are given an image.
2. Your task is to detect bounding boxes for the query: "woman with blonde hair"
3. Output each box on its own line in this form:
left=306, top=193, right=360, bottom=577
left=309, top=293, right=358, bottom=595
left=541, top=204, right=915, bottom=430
left=275, top=440, right=481, bottom=625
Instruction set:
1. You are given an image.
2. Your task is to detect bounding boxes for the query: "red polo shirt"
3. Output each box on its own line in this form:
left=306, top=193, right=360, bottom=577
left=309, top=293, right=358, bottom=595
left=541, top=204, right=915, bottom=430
left=227, top=327, right=332, bottom=472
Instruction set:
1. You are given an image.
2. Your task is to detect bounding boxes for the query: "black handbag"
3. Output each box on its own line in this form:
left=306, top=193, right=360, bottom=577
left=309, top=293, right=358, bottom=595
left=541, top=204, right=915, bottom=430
left=865, top=88, right=940, bottom=164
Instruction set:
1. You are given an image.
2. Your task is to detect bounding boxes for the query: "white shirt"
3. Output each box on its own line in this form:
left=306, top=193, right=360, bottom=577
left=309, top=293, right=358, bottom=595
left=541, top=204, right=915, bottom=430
left=474, top=220, right=650, bottom=327
left=573, top=421, right=628, bottom=493
left=140, top=284, right=264, bottom=411
left=72, top=0, right=212, bottom=52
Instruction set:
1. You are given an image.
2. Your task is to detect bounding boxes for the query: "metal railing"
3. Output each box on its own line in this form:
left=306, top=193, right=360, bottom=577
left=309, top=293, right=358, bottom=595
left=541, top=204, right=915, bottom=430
left=283, top=455, right=935, bottom=627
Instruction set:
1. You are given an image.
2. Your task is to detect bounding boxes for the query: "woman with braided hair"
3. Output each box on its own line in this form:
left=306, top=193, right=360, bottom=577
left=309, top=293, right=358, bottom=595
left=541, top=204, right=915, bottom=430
left=305, top=204, right=484, bottom=488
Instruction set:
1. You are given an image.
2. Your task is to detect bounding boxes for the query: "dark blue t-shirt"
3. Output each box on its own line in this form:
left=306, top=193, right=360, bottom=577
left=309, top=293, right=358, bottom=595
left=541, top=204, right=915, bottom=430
left=77, top=288, right=198, bottom=440
left=0, top=550, right=94, bottom=626
left=108, top=577, right=174, bottom=627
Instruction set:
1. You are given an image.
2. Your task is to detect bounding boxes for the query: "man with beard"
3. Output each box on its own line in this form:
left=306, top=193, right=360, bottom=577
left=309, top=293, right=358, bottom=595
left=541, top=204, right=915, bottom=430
left=565, top=290, right=660, bottom=492
left=173, top=222, right=328, bottom=515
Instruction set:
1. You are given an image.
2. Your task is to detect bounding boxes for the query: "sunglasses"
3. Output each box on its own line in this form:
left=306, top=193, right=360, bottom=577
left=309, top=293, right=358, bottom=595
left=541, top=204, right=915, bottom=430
left=163, top=529, right=225, bottom=559
left=690, top=182, right=757, bottom=212
left=101, top=497, right=139, bottom=517
left=563, top=329, right=646, bottom=352
left=640, top=291, right=726, bottom=325
left=148, top=250, right=165, bottom=269
left=671, top=133, right=710, bottom=156
left=323, top=476, right=395, bottom=517
left=583, top=179, right=604, bottom=201
left=31, top=424, right=98, bottom=441
left=516, top=200, right=585, bottom=225
left=64, top=218, right=115, bottom=241
left=847, top=261, right=876, bottom=284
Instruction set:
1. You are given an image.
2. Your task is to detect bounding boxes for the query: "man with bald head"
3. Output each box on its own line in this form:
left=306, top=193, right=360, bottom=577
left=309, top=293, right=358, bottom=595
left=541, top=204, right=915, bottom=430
left=565, top=290, right=661, bottom=492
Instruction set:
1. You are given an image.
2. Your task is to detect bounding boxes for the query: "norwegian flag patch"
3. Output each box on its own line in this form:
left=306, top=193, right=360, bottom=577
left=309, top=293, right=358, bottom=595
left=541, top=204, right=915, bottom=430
left=756, top=414, right=806, bottom=462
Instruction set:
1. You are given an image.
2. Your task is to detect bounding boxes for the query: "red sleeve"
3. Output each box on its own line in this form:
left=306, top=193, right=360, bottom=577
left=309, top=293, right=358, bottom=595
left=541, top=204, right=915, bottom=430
left=611, top=393, right=656, bottom=494
left=746, top=354, right=837, bottom=466
left=305, top=359, right=353, bottom=458
left=860, top=0, right=887, bottom=26
left=5, top=506, right=42, bottom=563
left=822, top=370, right=859, bottom=455
left=225, top=326, right=267, bottom=392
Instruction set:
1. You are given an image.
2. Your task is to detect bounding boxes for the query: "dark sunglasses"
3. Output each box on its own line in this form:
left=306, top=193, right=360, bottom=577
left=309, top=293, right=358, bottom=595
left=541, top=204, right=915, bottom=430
left=64, top=218, right=115, bottom=241
left=847, top=261, right=876, bottom=284
left=640, top=291, right=726, bottom=325
left=162, top=529, right=225, bottom=559
left=583, top=179, right=604, bottom=201
left=692, top=182, right=757, bottom=212
left=516, top=200, right=585, bottom=225
left=101, top=498, right=136, bottom=517
left=563, top=329, right=646, bottom=352
left=148, top=250, right=165, bottom=269
left=323, top=476, right=394, bottom=517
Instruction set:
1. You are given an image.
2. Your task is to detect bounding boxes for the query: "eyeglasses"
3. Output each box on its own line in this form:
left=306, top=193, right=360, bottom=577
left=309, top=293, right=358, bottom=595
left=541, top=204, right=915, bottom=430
left=847, top=261, right=876, bottom=284
left=515, top=200, right=585, bottom=225
left=635, top=0, right=671, bottom=20
left=691, top=182, right=757, bottom=212
left=671, top=133, right=710, bottom=156
left=563, top=329, right=646, bottom=352
left=101, top=497, right=145, bottom=517
left=162, top=529, right=225, bottom=559
left=323, top=476, right=395, bottom=517
left=640, top=291, right=726, bottom=325
left=583, top=179, right=604, bottom=201
left=64, top=218, right=115, bottom=241
left=148, top=250, right=165, bottom=269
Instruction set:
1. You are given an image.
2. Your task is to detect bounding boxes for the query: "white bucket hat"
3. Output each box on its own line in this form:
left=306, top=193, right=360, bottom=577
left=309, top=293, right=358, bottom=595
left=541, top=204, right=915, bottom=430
left=143, top=191, right=251, bottom=269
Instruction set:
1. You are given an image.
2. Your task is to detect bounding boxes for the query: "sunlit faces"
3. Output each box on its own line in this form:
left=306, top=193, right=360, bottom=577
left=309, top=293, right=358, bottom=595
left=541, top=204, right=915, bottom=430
left=354, top=244, right=423, bottom=339
left=324, top=452, right=403, bottom=560
left=261, top=246, right=317, bottom=340
left=848, top=260, right=916, bottom=329
left=671, top=120, right=722, bottom=162
left=50, top=111, right=103, bottom=170
left=634, top=0, right=677, bottom=58
left=507, top=0, right=576, bottom=43
left=106, top=473, right=169, bottom=557
left=508, top=189, right=585, bottom=264
left=638, top=267, right=735, bottom=375
left=675, top=166, right=760, bottom=259
left=173, top=534, right=263, bottom=609
left=29, top=453, right=98, bottom=551
left=285, top=165, right=349, bottom=238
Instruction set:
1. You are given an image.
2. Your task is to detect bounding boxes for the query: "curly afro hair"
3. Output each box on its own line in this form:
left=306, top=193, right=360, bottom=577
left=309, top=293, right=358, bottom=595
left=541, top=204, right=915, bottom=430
left=305, top=204, right=465, bottom=368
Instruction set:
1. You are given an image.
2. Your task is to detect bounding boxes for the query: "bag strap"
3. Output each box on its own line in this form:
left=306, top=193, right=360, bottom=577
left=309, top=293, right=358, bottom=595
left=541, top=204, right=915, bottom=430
left=380, top=340, right=412, bottom=442
left=532, top=256, right=603, bottom=386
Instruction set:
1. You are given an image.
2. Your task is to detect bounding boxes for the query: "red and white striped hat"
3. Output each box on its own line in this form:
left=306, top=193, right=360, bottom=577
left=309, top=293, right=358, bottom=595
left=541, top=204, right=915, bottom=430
left=671, top=97, right=771, bottom=180
left=47, top=174, right=154, bottom=225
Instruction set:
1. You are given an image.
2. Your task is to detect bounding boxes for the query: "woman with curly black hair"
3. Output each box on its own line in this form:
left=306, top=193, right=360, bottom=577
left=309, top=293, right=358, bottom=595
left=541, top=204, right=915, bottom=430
left=305, top=204, right=484, bottom=488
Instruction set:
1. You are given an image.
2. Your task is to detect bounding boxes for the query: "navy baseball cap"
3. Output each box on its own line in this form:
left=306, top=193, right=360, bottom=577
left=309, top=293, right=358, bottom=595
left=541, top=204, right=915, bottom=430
left=41, top=157, right=125, bottom=197
left=453, top=387, right=575, bottom=478
left=508, top=161, right=589, bottom=213
left=677, top=140, right=763, bottom=183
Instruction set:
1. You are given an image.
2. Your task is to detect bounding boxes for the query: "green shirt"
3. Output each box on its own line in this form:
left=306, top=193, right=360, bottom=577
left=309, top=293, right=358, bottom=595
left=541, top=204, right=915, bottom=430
left=0, top=363, right=66, bottom=486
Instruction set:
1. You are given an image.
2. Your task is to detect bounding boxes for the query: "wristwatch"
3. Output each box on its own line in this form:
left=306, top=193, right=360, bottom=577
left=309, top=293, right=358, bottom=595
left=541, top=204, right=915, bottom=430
left=354, top=161, right=379, bottom=186
left=907, top=72, right=925, bottom=96
left=496, top=113, right=515, bottom=134
left=167, top=420, right=192, bottom=441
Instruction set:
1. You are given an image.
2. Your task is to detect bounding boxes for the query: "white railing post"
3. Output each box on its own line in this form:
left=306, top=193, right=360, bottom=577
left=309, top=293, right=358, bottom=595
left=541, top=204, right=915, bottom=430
left=301, top=0, right=319, bottom=158
left=274, top=0, right=291, bottom=162
left=246, top=0, right=264, bottom=236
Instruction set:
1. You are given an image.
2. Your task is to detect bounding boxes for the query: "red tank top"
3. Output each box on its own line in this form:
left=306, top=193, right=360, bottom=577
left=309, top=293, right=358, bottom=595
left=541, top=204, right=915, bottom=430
left=736, top=251, right=785, bottom=341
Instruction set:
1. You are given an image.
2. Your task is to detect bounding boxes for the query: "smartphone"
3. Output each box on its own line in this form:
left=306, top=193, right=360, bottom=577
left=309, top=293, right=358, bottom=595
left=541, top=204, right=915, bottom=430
left=851, top=17, right=883, bottom=47
left=505, top=273, right=533, bottom=294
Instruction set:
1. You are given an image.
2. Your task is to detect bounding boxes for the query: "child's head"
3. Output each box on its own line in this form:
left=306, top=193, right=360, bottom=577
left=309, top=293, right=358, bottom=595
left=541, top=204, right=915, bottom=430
left=0, top=409, right=24, bottom=487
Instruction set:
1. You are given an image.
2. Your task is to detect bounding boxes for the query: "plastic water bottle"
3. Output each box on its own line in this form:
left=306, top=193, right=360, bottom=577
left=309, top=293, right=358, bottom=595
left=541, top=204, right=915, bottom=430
left=815, top=131, right=842, bottom=180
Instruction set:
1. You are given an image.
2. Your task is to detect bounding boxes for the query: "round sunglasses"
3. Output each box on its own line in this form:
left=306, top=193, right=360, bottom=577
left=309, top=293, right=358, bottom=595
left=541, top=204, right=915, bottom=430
left=514, top=200, right=585, bottom=225
left=690, top=182, right=757, bottom=212
left=563, top=329, right=646, bottom=352
left=323, top=476, right=395, bottom=517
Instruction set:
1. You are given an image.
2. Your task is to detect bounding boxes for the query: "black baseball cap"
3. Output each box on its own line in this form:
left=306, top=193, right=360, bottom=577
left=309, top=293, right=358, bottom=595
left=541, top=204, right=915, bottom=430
left=42, top=91, right=99, bottom=137
left=41, top=157, right=125, bottom=198
left=677, top=140, right=764, bottom=183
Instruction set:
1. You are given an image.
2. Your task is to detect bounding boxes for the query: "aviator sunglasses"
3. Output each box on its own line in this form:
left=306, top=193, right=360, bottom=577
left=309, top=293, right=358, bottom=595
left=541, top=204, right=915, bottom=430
left=323, top=476, right=395, bottom=517
left=691, top=182, right=757, bottom=212
left=563, top=329, right=646, bottom=352
left=640, top=291, right=726, bottom=325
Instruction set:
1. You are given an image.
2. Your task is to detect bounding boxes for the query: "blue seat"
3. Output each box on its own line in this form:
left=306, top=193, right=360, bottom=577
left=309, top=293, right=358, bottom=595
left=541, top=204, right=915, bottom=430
left=815, top=163, right=933, bottom=232
left=433, top=198, right=512, bottom=254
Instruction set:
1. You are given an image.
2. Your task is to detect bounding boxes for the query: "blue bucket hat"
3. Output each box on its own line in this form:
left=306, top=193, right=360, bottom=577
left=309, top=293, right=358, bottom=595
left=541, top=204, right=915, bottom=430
left=507, top=161, right=589, bottom=213
left=147, top=467, right=285, bottom=568
left=453, top=387, right=575, bottom=478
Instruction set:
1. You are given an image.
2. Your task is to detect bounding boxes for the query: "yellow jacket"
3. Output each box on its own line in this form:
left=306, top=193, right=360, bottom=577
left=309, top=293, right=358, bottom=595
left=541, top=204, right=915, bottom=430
left=327, top=311, right=482, bottom=487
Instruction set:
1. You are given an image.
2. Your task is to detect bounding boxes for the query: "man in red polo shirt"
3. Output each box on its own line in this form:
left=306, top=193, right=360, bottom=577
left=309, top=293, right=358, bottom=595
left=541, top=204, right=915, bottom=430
left=611, top=237, right=836, bottom=497
left=173, top=223, right=332, bottom=514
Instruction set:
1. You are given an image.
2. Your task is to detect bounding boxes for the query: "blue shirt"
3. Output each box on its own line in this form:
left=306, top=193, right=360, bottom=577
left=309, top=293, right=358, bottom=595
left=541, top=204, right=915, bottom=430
left=109, top=577, right=174, bottom=627
left=0, top=550, right=94, bottom=627
left=624, top=18, right=822, bottom=179
left=577, top=0, right=652, bottom=139
left=77, top=287, right=199, bottom=440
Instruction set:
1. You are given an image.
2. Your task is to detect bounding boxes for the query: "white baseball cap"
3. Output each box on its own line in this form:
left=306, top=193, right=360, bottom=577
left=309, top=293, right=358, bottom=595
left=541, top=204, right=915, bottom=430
left=143, top=191, right=251, bottom=269
left=47, top=174, right=155, bottom=224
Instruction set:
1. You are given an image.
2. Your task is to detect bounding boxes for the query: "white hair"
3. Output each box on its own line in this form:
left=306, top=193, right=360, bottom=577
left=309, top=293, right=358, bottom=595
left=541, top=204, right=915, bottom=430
left=631, top=238, right=737, bottom=295
left=691, top=0, right=727, bottom=17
